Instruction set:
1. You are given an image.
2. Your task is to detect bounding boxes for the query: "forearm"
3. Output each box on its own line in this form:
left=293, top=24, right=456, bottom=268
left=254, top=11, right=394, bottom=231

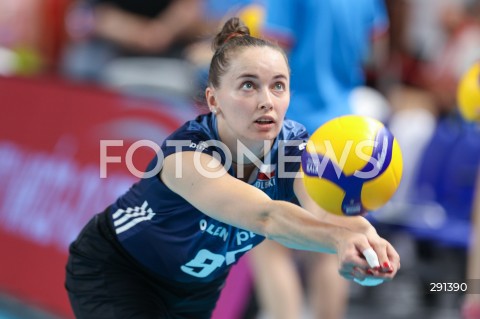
left=262, top=200, right=347, bottom=254
left=321, top=213, right=374, bottom=235
left=153, top=0, right=203, bottom=39
left=92, top=4, right=149, bottom=48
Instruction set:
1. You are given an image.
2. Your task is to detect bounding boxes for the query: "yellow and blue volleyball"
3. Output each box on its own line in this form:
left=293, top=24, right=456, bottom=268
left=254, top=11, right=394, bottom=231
left=457, top=62, right=480, bottom=123
left=301, top=115, right=403, bottom=216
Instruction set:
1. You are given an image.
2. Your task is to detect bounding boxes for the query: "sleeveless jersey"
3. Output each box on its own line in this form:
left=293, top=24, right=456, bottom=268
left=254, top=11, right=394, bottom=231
left=108, top=113, right=309, bottom=283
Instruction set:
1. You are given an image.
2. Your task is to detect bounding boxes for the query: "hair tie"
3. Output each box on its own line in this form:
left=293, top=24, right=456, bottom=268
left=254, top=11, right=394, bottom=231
left=224, top=32, right=243, bottom=44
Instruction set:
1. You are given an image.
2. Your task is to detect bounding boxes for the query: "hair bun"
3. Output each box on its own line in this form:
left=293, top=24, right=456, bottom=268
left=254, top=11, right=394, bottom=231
left=212, top=17, right=250, bottom=51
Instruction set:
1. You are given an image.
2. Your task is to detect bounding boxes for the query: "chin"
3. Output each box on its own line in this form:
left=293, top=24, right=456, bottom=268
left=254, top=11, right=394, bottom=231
left=257, top=131, right=278, bottom=141
left=248, top=125, right=281, bottom=141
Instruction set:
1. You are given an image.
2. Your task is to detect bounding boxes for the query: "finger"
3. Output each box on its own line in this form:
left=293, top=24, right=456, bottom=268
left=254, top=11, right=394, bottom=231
left=354, top=237, right=381, bottom=269
left=368, top=240, right=389, bottom=271
left=369, top=240, right=398, bottom=273
left=339, top=267, right=368, bottom=281
left=342, top=255, right=370, bottom=270
left=386, top=242, right=401, bottom=270
left=353, top=266, right=367, bottom=281
left=364, top=267, right=395, bottom=280
left=376, top=252, right=393, bottom=273
left=362, top=247, right=380, bottom=268
left=378, top=242, right=400, bottom=274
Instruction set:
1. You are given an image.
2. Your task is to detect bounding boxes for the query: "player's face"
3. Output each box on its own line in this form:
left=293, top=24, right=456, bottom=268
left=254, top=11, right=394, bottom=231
left=207, top=46, right=290, bottom=145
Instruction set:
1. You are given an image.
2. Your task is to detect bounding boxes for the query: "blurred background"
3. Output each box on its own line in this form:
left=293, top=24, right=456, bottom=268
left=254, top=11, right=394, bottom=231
left=0, top=0, right=479, bottom=318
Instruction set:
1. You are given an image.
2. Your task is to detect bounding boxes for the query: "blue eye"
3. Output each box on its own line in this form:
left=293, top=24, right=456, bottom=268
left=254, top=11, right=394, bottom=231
left=274, top=82, right=285, bottom=91
left=242, top=81, right=254, bottom=90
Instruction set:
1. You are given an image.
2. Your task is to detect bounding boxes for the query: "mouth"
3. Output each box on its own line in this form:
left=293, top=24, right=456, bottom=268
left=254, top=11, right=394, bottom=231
left=254, top=116, right=275, bottom=125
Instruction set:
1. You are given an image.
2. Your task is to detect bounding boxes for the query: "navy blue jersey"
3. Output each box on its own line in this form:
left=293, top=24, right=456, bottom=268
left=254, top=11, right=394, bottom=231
left=108, top=113, right=309, bottom=283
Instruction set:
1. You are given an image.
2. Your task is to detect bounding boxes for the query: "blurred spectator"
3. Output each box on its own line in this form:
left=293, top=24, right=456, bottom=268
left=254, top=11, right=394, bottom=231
left=60, top=0, right=208, bottom=98
left=249, top=1, right=391, bottom=318
left=413, top=0, right=480, bottom=115
left=388, top=0, right=480, bottom=203
left=260, top=0, right=390, bottom=132
left=0, top=0, right=48, bottom=75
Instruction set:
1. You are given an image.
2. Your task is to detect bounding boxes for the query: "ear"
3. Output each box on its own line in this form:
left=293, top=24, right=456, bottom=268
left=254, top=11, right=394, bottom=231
left=205, top=87, right=218, bottom=111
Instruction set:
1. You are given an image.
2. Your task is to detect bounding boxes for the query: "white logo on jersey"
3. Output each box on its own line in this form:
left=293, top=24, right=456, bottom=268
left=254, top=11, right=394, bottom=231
left=189, top=141, right=209, bottom=151
left=112, top=201, right=155, bottom=234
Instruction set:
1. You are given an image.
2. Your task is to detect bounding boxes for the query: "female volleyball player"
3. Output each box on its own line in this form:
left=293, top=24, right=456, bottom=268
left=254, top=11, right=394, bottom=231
left=65, top=17, right=400, bottom=318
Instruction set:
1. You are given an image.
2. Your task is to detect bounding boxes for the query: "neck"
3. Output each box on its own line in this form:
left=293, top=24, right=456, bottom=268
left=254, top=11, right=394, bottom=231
left=231, top=139, right=272, bottom=165
left=218, top=133, right=273, bottom=166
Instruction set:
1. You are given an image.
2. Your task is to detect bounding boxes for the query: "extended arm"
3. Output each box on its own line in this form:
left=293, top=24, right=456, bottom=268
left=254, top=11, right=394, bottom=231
left=161, top=152, right=372, bottom=264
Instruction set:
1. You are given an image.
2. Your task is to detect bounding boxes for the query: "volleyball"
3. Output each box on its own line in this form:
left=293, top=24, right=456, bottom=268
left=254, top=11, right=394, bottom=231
left=301, top=115, right=403, bottom=216
left=457, top=62, right=480, bottom=123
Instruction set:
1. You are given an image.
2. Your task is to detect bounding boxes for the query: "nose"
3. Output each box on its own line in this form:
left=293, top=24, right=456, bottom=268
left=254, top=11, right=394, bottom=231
left=258, top=88, right=274, bottom=111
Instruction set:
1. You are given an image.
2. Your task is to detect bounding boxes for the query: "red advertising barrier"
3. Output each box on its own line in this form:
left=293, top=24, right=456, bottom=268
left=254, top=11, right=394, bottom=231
left=0, top=76, right=252, bottom=318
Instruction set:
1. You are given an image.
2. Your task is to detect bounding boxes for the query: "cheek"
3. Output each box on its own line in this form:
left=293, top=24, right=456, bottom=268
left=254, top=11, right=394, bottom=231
left=221, top=102, right=252, bottom=127
left=226, top=101, right=248, bottom=118
left=279, top=97, right=290, bottom=115
left=226, top=97, right=255, bottom=116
